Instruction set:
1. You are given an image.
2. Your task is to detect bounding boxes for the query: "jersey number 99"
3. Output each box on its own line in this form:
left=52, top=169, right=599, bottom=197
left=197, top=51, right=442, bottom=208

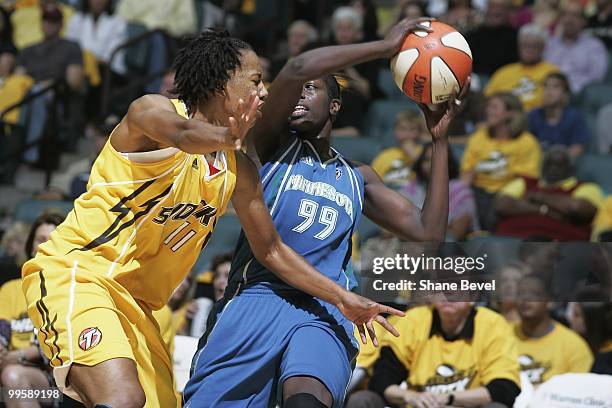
left=292, top=199, right=338, bottom=240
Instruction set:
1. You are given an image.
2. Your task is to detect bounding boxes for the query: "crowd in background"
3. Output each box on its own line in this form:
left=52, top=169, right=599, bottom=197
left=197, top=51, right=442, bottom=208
left=1, top=0, right=612, bottom=407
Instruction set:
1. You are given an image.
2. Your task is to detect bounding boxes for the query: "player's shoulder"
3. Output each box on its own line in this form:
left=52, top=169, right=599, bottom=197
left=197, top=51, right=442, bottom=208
left=128, top=94, right=179, bottom=115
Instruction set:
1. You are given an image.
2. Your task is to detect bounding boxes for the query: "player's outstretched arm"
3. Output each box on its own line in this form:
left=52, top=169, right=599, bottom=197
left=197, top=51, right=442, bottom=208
left=249, top=18, right=432, bottom=164
left=360, top=80, right=470, bottom=242
left=112, top=93, right=259, bottom=154
left=231, top=151, right=404, bottom=345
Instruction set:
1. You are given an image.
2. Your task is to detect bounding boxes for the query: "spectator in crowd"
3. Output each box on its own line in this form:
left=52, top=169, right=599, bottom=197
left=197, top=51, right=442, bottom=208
left=346, top=302, right=521, bottom=407
left=329, top=6, right=380, bottom=135
left=586, top=0, right=612, bottom=49
left=485, top=24, right=559, bottom=112
left=0, top=221, right=29, bottom=286
left=0, top=211, right=65, bottom=405
left=115, top=0, right=196, bottom=37
left=544, top=0, right=609, bottom=94
left=495, top=145, right=604, bottom=241
left=403, top=143, right=480, bottom=240
left=370, top=110, right=426, bottom=187
left=271, top=20, right=318, bottom=78
left=489, top=261, right=530, bottom=323
left=37, top=115, right=117, bottom=200
left=461, top=92, right=541, bottom=230
left=513, top=274, right=594, bottom=386
left=511, top=0, right=560, bottom=32
left=595, top=103, right=612, bottom=154
left=466, top=0, right=519, bottom=77
left=567, top=289, right=612, bottom=375
left=528, top=72, right=589, bottom=157
left=10, top=0, right=75, bottom=50
left=441, top=0, right=482, bottom=34
left=350, top=0, right=379, bottom=41
left=386, top=0, right=426, bottom=32
left=15, top=4, right=84, bottom=89
left=66, top=0, right=128, bottom=76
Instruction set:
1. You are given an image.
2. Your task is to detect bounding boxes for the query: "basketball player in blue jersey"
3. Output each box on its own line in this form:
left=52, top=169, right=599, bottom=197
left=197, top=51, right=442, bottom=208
left=185, top=19, right=469, bottom=408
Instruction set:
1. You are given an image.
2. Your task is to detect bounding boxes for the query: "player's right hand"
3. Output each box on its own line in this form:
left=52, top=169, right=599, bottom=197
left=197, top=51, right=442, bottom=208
left=226, top=92, right=260, bottom=150
left=336, top=291, right=405, bottom=346
left=382, top=17, right=433, bottom=59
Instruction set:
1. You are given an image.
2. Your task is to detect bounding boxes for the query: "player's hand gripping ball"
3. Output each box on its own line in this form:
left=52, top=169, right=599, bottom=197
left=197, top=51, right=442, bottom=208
left=390, top=21, right=472, bottom=106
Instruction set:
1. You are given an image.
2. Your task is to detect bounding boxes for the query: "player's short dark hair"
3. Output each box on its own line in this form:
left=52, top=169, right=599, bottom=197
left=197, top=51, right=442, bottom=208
left=172, top=30, right=252, bottom=114
left=323, top=74, right=342, bottom=103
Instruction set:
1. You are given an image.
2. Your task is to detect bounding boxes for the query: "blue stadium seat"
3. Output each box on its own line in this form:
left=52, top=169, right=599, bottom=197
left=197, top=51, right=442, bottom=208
left=331, top=137, right=381, bottom=165
left=576, top=83, right=612, bottom=114
left=575, top=153, right=612, bottom=193
left=361, top=99, right=419, bottom=148
left=191, top=213, right=241, bottom=273
left=377, top=68, right=405, bottom=100
left=13, top=199, right=74, bottom=224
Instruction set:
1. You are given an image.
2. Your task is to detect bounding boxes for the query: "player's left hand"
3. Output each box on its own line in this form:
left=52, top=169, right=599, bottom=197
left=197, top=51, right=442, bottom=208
left=383, top=17, right=433, bottom=58
left=337, top=292, right=405, bottom=346
left=417, top=76, right=471, bottom=143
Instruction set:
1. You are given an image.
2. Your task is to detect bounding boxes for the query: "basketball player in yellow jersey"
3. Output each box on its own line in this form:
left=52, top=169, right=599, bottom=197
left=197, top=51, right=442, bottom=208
left=21, top=30, right=404, bottom=408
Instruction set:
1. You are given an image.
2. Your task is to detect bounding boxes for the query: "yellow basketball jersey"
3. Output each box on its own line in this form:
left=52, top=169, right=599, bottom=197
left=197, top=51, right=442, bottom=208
left=22, top=99, right=237, bottom=309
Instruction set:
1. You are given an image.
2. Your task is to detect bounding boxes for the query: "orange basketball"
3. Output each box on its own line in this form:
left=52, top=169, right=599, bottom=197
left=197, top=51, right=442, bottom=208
left=390, top=21, right=472, bottom=105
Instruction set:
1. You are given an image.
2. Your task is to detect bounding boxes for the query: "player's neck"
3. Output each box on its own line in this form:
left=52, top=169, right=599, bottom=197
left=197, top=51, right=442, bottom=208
left=300, top=122, right=333, bottom=159
left=521, top=315, right=554, bottom=338
left=197, top=102, right=229, bottom=127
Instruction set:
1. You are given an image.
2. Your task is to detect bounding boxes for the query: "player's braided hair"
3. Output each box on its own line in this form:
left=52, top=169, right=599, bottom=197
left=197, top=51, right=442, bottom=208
left=172, top=30, right=252, bottom=114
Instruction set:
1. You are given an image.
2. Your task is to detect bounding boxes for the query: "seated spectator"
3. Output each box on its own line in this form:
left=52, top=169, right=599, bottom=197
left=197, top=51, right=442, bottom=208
left=513, top=274, right=594, bottom=386
left=383, top=0, right=426, bottom=34
left=567, top=289, right=612, bottom=375
left=37, top=115, right=117, bottom=200
left=346, top=303, right=521, bottom=407
left=485, top=24, right=559, bottom=112
left=441, top=0, right=482, bottom=34
left=466, top=0, right=519, bottom=77
left=511, top=0, right=560, bottom=32
left=489, top=261, right=530, bottom=323
left=495, top=146, right=604, bottom=241
left=370, top=110, right=426, bottom=187
left=15, top=5, right=84, bottom=90
left=592, top=196, right=612, bottom=241
left=115, top=0, right=196, bottom=37
left=65, top=0, right=127, bottom=76
left=0, top=211, right=65, bottom=401
left=403, top=143, right=480, bottom=240
left=544, top=0, right=609, bottom=94
left=528, top=72, right=589, bottom=157
left=10, top=0, right=75, bottom=50
left=0, top=222, right=29, bottom=286
left=270, top=20, right=318, bottom=78
left=586, top=0, right=612, bottom=49
left=329, top=6, right=380, bottom=136
left=461, top=92, right=541, bottom=230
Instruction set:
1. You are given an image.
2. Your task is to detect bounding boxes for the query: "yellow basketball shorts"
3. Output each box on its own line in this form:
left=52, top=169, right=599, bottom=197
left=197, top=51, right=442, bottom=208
left=22, top=258, right=178, bottom=408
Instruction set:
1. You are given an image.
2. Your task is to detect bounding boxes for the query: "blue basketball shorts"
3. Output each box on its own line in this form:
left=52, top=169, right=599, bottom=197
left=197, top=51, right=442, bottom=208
left=183, top=284, right=359, bottom=408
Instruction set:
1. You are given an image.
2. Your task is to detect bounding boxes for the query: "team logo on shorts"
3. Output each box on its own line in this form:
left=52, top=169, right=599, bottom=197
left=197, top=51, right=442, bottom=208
left=78, top=327, right=102, bottom=351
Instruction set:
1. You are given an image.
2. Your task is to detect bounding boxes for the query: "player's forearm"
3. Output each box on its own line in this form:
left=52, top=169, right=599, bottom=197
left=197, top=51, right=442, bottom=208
left=452, top=387, right=492, bottom=407
left=173, top=118, right=231, bottom=154
left=420, top=140, right=449, bottom=242
left=256, top=241, right=345, bottom=306
left=281, top=40, right=391, bottom=83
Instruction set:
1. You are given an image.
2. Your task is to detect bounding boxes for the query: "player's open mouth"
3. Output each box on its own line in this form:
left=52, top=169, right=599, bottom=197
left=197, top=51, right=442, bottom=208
left=291, top=105, right=309, bottom=118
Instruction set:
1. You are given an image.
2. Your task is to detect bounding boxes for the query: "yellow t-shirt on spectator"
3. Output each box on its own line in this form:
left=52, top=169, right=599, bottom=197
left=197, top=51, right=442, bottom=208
left=11, top=2, right=75, bottom=50
left=0, top=74, right=34, bottom=124
left=592, top=196, right=612, bottom=240
left=498, top=177, right=605, bottom=208
left=513, top=321, right=593, bottom=386
left=461, top=128, right=541, bottom=193
left=370, top=145, right=421, bottom=186
left=382, top=306, right=520, bottom=393
left=0, top=279, right=35, bottom=350
left=484, top=62, right=559, bottom=112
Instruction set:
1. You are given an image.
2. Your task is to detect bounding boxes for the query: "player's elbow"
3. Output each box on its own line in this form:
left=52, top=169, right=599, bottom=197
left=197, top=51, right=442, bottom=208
left=252, top=236, right=283, bottom=270
left=283, top=56, right=311, bottom=81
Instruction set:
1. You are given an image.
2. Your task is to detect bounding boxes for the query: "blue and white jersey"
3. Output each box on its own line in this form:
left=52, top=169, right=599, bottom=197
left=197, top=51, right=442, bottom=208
left=229, top=134, right=364, bottom=292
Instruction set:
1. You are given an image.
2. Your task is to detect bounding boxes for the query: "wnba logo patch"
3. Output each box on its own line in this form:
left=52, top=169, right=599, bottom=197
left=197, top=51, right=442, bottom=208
left=79, top=327, right=102, bottom=351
